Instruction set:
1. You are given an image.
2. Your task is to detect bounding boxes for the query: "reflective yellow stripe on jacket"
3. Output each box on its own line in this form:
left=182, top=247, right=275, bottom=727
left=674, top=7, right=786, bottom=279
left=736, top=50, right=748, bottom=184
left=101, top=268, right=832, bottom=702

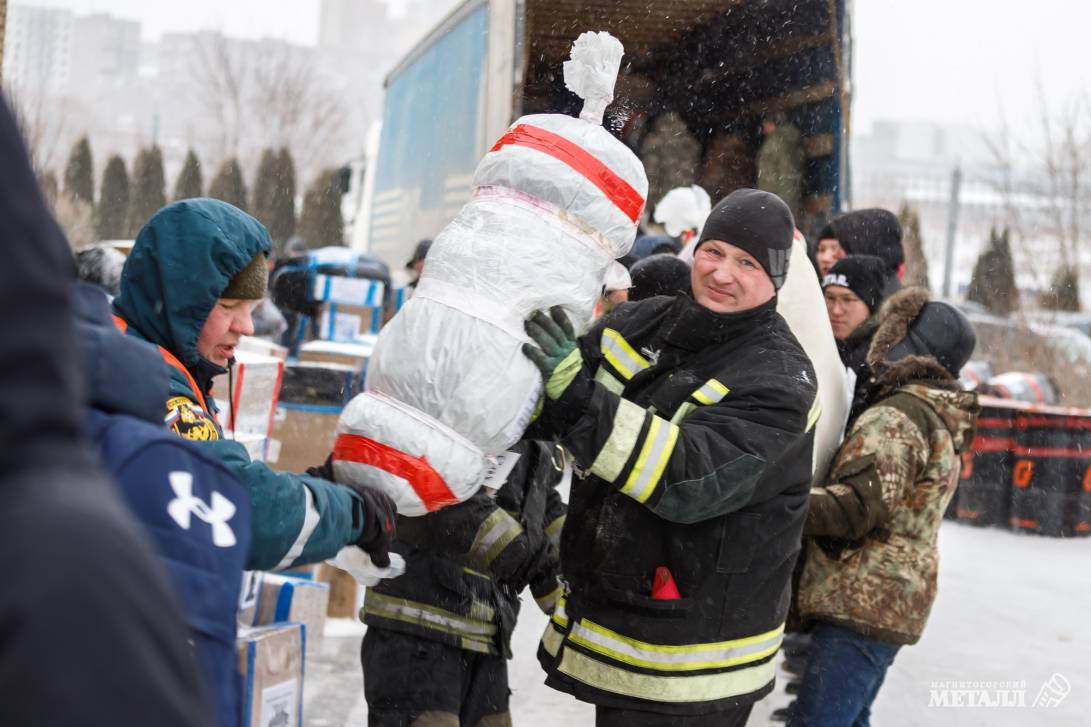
left=670, top=378, right=730, bottom=425
left=590, top=399, right=679, bottom=504
left=806, top=394, right=822, bottom=433
left=601, top=328, right=650, bottom=379
left=364, top=591, right=497, bottom=653
left=541, top=599, right=782, bottom=703
left=467, top=508, right=524, bottom=571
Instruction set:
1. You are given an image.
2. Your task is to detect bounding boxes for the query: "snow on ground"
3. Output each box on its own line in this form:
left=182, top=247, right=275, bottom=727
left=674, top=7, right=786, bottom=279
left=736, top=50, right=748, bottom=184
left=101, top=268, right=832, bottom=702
left=306, top=521, right=1091, bottom=726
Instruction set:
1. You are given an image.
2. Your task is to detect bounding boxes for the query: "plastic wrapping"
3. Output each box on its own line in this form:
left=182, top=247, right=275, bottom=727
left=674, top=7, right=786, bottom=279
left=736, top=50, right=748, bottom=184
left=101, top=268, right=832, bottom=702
left=776, top=232, right=850, bottom=481
left=654, top=184, right=712, bottom=238
left=333, top=33, right=648, bottom=514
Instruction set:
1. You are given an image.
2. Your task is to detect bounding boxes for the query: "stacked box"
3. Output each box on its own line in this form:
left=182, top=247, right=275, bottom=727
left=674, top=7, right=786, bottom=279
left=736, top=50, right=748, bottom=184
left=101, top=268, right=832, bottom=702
left=313, top=274, right=385, bottom=341
left=237, top=623, right=304, bottom=727
left=211, top=351, right=285, bottom=450
left=238, top=571, right=264, bottom=626
left=316, top=564, right=360, bottom=619
left=223, top=431, right=269, bottom=463
left=255, top=575, right=330, bottom=657
left=238, top=335, right=289, bottom=360
left=267, top=361, right=366, bottom=472
left=298, top=339, right=375, bottom=372
left=318, top=303, right=380, bottom=342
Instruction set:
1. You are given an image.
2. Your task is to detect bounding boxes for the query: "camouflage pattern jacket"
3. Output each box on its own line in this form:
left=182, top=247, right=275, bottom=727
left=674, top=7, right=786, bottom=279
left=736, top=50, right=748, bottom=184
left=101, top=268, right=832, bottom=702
left=798, top=374, right=978, bottom=644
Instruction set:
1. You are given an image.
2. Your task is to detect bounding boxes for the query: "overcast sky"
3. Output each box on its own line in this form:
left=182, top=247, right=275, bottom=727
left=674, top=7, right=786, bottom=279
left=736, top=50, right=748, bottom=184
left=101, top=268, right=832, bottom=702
left=16, top=0, right=1090, bottom=134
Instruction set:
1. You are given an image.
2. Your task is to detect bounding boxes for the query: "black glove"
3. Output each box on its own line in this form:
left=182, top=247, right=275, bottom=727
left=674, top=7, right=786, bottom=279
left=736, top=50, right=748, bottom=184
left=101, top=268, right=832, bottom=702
left=305, top=454, right=335, bottom=481
left=345, top=483, right=397, bottom=568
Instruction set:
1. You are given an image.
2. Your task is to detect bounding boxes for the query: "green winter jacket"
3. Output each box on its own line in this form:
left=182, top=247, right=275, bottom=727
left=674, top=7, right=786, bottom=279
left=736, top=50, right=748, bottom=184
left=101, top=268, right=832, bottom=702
left=114, top=198, right=363, bottom=571
left=799, top=374, right=978, bottom=645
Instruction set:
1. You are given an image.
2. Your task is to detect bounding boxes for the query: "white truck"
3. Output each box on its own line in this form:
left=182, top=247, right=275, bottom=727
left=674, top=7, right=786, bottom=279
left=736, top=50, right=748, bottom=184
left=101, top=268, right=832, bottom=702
left=355, top=0, right=852, bottom=268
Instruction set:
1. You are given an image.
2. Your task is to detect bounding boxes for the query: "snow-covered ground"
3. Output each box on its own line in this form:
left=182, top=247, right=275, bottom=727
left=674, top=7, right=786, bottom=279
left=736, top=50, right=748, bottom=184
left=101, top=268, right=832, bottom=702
left=307, top=521, right=1091, bottom=725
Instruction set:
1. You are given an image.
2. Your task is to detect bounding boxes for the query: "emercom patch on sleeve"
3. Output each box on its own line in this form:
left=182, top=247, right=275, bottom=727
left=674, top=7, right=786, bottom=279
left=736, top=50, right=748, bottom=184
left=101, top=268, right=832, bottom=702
left=165, top=395, right=220, bottom=441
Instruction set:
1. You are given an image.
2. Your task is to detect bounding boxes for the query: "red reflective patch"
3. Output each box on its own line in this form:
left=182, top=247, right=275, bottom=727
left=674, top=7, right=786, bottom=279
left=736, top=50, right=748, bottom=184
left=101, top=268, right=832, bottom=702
left=333, top=433, right=459, bottom=512
left=490, top=124, right=645, bottom=223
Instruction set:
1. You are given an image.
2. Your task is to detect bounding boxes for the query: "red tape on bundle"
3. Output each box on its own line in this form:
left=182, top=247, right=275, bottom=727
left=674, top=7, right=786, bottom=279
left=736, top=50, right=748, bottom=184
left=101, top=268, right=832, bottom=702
left=333, top=433, right=459, bottom=512
left=490, top=124, right=645, bottom=223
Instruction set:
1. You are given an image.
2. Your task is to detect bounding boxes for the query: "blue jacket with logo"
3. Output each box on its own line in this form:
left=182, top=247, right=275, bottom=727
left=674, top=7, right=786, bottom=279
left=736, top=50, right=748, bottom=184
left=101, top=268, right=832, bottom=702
left=112, top=198, right=364, bottom=570
left=77, top=283, right=250, bottom=727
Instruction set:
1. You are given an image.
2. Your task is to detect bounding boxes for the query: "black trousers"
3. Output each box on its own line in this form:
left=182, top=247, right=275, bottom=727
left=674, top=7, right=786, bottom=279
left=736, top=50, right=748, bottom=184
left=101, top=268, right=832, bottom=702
left=362, top=628, right=510, bottom=727
left=596, top=704, right=752, bottom=727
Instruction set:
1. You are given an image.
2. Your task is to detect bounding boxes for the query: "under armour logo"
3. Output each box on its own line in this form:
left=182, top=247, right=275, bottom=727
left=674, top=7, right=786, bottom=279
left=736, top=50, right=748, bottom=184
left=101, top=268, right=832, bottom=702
left=167, top=471, right=237, bottom=548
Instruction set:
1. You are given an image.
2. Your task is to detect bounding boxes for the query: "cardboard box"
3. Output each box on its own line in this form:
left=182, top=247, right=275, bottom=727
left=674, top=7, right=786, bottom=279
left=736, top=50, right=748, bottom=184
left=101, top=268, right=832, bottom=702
left=255, top=575, right=330, bottom=657
left=211, top=351, right=285, bottom=442
left=267, top=361, right=367, bottom=471
left=238, top=571, right=264, bottom=627
left=268, top=406, right=340, bottom=473
left=222, top=431, right=268, bottom=462
left=298, top=339, right=374, bottom=372
left=238, top=335, right=289, bottom=361
left=312, top=274, right=385, bottom=307
left=317, top=302, right=380, bottom=341
left=237, top=623, right=304, bottom=727
left=316, top=564, right=360, bottom=619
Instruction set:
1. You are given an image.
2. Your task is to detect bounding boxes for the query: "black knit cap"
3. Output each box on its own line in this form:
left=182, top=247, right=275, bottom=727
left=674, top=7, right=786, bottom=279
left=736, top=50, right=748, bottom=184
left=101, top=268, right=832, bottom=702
left=696, top=188, right=795, bottom=289
left=629, top=253, right=692, bottom=301
left=822, top=255, right=888, bottom=313
left=828, top=209, right=904, bottom=273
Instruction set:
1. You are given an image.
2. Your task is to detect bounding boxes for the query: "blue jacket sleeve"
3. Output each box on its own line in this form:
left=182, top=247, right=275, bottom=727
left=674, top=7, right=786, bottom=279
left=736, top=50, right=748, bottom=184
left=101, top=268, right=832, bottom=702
left=205, top=439, right=364, bottom=571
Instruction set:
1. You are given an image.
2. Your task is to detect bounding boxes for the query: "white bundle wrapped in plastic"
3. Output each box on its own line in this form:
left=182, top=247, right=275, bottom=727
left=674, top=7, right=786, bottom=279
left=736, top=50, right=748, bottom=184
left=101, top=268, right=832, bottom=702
left=333, top=32, right=648, bottom=515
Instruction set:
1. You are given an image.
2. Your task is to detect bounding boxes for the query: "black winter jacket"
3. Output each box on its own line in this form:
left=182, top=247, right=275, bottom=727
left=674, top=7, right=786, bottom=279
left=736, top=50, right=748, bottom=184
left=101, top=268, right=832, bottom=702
left=362, top=440, right=566, bottom=658
left=534, top=295, right=817, bottom=715
left=0, top=96, right=206, bottom=727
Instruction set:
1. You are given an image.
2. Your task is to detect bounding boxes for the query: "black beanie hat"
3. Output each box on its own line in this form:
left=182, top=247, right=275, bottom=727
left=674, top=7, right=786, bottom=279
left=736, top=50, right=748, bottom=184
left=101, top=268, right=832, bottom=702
left=887, top=301, right=977, bottom=377
left=822, top=255, right=887, bottom=312
left=629, top=253, right=692, bottom=301
left=696, top=188, right=795, bottom=289
left=828, top=209, right=904, bottom=272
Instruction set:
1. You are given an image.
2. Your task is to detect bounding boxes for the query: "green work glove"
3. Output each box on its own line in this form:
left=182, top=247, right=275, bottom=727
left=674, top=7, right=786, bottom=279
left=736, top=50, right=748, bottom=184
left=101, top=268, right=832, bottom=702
left=523, top=306, right=584, bottom=400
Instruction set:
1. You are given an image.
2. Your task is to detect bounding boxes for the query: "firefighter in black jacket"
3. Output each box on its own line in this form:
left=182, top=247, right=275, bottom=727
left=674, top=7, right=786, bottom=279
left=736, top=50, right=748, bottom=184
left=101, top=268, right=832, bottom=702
left=524, top=189, right=819, bottom=727
left=359, top=439, right=567, bottom=727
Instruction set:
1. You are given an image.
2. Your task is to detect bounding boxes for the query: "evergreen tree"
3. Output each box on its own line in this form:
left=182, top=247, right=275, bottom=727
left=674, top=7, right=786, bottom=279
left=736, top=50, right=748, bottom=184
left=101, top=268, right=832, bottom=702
left=95, top=154, right=130, bottom=241
left=1043, top=265, right=1081, bottom=312
left=126, top=145, right=167, bottom=237
left=63, top=136, right=94, bottom=205
left=251, top=148, right=277, bottom=230
left=252, top=147, right=297, bottom=247
left=208, top=158, right=248, bottom=212
left=298, top=168, right=344, bottom=248
left=898, top=202, right=930, bottom=291
left=272, top=147, right=297, bottom=245
left=967, top=227, right=1018, bottom=316
left=173, top=149, right=204, bottom=201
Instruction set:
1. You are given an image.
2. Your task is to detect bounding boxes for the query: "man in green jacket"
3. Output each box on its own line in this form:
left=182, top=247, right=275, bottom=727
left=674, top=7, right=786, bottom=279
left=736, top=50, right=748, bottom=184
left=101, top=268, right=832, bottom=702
left=114, top=198, right=395, bottom=572
left=791, top=287, right=979, bottom=727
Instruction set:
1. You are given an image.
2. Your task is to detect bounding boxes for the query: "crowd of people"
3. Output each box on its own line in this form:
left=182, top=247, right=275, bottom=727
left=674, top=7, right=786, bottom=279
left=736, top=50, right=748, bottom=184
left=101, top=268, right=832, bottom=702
left=3, top=64, right=982, bottom=727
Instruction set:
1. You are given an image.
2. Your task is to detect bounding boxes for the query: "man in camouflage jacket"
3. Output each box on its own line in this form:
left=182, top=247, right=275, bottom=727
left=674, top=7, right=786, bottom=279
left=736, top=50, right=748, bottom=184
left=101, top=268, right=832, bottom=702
left=790, top=287, right=979, bottom=727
